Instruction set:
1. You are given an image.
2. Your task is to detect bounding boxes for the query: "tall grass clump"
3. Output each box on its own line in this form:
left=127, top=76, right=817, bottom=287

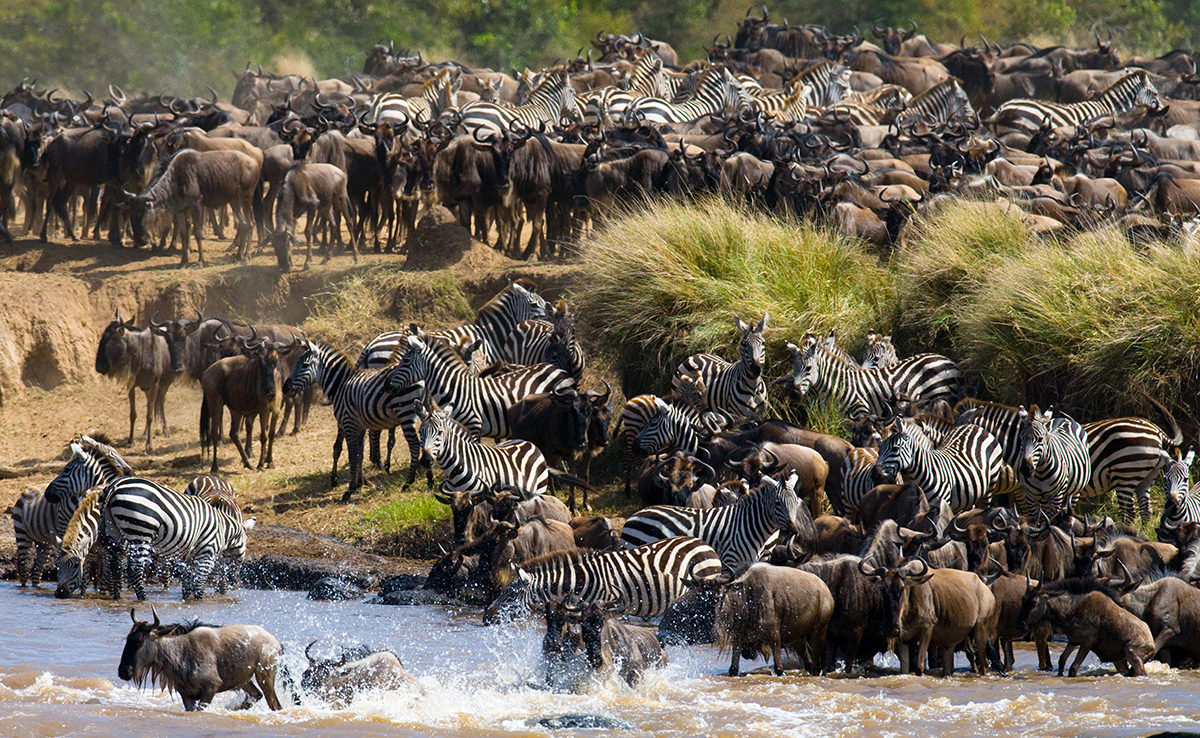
left=948, top=229, right=1200, bottom=415
left=575, top=197, right=894, bottom=393
left=891, top=199, right=1033, bottom=349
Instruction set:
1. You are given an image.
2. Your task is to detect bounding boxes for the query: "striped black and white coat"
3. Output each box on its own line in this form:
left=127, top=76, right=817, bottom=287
left=622, top=67, right=747, bottom=126
left=1159, top=450, right=1200, bottom=535
left=456, top=70, right=580, bottom=140
left=672, top=314, right=768, bottom=423
left=420, top=404, right=550, bottom=499
left=989, top=69, right=1164, bottom=134
left=620, top=473, right=808, bottom=573
left=873, top=418, right=1003, bottom=513
left=183, top=475, right=239, bottom=518
left=283, top=341, right=428, bottom=500
left=365, top=67, right=460, bottom=133
left=1015, top=406, right=1092, bottom=517
left=501, top=301, right=585, bottom=381
left=860, top=332, right=899, bottom=369
left=486, top=536, right=724, bottom=622
left=385, top=334, right=573, bottom=440
left=955, top=398, right=1181, bottom=522
left=11, top=437, right=132, bottom=587
left=788, top=334, right=960, bottom=420
left=54, top=485, right=109, bottom=598
left=100, top=477, right=254, bottom=601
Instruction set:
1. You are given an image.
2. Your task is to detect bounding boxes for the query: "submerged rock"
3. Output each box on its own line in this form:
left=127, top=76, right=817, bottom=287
left=367, top=589, right=458, bottom=607
left=535, top=714, right=632, bottom=730
left=308, top=576, right=365, bottom=601
left=379, top=574, right=426, bottom=594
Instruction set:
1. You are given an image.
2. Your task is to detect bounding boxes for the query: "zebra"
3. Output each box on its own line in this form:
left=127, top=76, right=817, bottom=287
left=826, top=84, right=912, bottom=126
left=621, top=472, right=809, bottom=572
left=1158, top=449, right=1200, bottom=539
left=896, top=78, right=977, bottom=129
left=384, top=334, right=573, bottom=440
left=183, top=475, right=239, bottom=518
left=428, top=280, right=551, bottom=367
left=351, top=330, right=434, bottom=482
left=485, top=536, right=724, bottom=622
left=501, top=299, right=585, bottom=381
left=873, top=418, right=1003, bottom=513
left=1015, top=406, right=1092, bottom=517
left=366, top=67, right=461, bottom=133
left=616, top=391, right=716, bottom=495
left=420, top=404, right=550, bottom=499
left=672, top=314, right=768, bottom=423
left=841, top=446, right=880, bottom=519
left=787, top=334, right=961, bottom=420
left=989, top=69, right=1164, bottom=134
left=456, top=69, right=581, bottom=140
left=54, top=485, right=109, bottom=598
left=955, top=397, right=1181, bottom=522
left=860, top=332, right=899, bottom=369
left=747, top=82, right=814, bottom=122
left=283, top=340, right=428, bottom=501
left=622, top=67, right=747, bottom=126
left=100, top=477, right=255, bottom=601
left=11, top=437, right=132, bottom=587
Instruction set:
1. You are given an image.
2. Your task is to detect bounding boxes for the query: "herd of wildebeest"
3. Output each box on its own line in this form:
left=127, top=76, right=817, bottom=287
left=11, top=9, right=1200, bottom=712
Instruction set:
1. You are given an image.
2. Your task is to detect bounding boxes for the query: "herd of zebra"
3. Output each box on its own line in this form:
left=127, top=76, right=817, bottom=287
left=6, top=13, right=1200, bottom=263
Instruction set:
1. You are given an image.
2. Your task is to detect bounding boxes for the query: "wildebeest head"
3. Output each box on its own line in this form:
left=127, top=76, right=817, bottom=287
left=118, top=607, right=163, bottom=682
left=858, top=556, right=932, bottom=639
left=95, top=310, right=139, bottom=376
left=149, top=309, right=206, bottom=375
left=301, top=640, right=377, bottom=693
left=550, top=386, right=592, bottom=451
left=584, top=383, right=613, bottom=453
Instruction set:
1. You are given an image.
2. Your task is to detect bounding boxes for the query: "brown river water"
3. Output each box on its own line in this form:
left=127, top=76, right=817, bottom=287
left=1, top=582, right=1198, bottom=738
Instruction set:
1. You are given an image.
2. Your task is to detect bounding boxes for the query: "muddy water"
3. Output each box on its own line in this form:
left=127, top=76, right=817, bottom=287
left=1, top=583, right=1197, bottom=738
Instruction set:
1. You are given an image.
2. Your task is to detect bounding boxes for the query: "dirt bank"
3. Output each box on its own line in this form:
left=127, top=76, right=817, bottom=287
left=0, top=207, right=615, bottom=585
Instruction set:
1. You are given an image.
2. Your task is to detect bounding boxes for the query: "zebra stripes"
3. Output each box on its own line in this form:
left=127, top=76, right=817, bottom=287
left=487, top=536, right=724, bottom=621
left=1159, top=450, right=1200, bottom=532
left=54, top=485, right=108, bottom=598
left=420, top=405, right=550, bottom=499
left=100, top=477, right=253, bottom=601
left=366, top=67, right=460, bottom=132
left=622, top=67, right=746, bottom=126
left=183, top=475, right=239, bottom=518
left=620, top=473, right=808, bottom=572
left=428, top=281, right=550, bottom=367
left=897, top=78, right=977, bottom=128
left=385, top=334, right=573, bottom=439
left=673, top=314, right=768, bottom=422
left=502, top=300, right=585, bottom=381
left=990, top=69, right=1163, bottom=133
left=789, top=335, right=960, bottom=420
left=841, top=447, right=880, bottom=519
left=1015, top=406, right=1092, bottom=517
left=12, top=437, right=132, bottom=587
left=955, top=397, right=1179, bottom=522
left=860, top=332, right=898, bottom=370
left=283, top=341, right=427, bottom=500
left=456, top=70, right=580, bottom=139
left=873, top=418, right=1003, bottom=513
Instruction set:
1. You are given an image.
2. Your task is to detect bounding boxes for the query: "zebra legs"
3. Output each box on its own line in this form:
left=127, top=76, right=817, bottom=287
left=344, top=428, right=366, bottom=503
left=331, top=430, right=343, bottom=487
left=127, top=541, right=153, bottom=600
left=28, top=543, right=51, bottom=587
left=187, top=550, right=216, bottom=600
left=401, top=418, right=432, bottom=487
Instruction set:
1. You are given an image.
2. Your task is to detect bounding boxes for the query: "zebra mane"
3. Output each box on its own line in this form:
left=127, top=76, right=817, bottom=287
left=78, top=435, right=134, bottom=476
left=316, top=341, right=357, bottom=369
left=61, top=485, right=104, bottom=550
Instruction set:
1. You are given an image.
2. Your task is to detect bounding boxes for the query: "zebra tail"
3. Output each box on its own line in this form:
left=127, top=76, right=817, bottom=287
left=1132, top=379, right=1184, bottom=447
left=547, top=468, right=597, bottom=492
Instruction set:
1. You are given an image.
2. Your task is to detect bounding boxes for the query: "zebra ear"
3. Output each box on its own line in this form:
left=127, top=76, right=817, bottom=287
left=70, top=442, right=86, bottom=460
left=243, top=516, right=256, bottom=530
left=517, top=568, right=531, bottom=582
left=735, top=316, right=749, bottom=332
left=1186, top=449, right=1196, bottom=466
left=653, top=397, right=669, bottom=413
left=758, top=313, right=768, bottom=331
left=442, top=403, right=455, bottom=417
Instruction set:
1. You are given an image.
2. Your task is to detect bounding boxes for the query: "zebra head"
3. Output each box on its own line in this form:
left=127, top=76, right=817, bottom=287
left=861, top=332, right=897, bottom=369
left=55, top=550, right=87, bottom=599
left=735, top=313, right=768, bottom=375
left=421, top=404, right=454, bottom=458
left=873, top=421, right=915, bottom=484
left=221, top=514, right=255, bottom=565
left=387, top=335, right=432, bottom=393
left=632, top=398, right=674, bottom=456
left=764, top=471, right=808, bottom=538
left=484, top=567, right=536, bottom=624
left=45, top=442, right=104, bottom=505
left=1161, top=448, right=1196, bottom=511
left=786, top=333, right=823, bottom=396
left=282, top=341, right=320, bottom=397
left=1128, top=70, right=1166, bottom=113
left=507, top=281, right=551, bottom=322
left=1017, top=405, right=1053, bottom=476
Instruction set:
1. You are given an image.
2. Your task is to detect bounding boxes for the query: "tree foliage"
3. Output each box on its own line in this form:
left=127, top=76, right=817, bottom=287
left=0, top=0, right=1193, bottom=97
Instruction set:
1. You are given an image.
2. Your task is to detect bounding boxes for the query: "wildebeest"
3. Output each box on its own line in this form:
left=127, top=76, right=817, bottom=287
left=96, top=310, right=175, bottom=453
left=301, top=641, right=416, bottom=705
left=1017, top=577, right=1154, bottom=676
left=1119, top=574, right=1200, bottom=666
left=118, top=608, right=285, bottom=712
left=272, top=161, right=357, bottom=271
left=715, top=562, right=834, bottom=676
left=542, top=595, right=667, bottom=690
left=126, top=148, right=261, bottom=266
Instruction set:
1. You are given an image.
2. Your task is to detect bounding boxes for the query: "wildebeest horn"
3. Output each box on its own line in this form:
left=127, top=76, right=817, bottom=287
left=206, top=85, right=218, bottom=105
left=150, top=606, right=160, bottom=627
left=130, top=607, right=139, bottom=624
left=858, top=556, right=886, bottom=577
left=305, top=639, right=320, bottom=664
left=148, top=311, right=167, bottom=329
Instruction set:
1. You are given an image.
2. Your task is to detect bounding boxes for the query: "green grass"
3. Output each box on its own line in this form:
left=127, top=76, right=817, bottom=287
left=359, top=492, right=450, bottom=534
